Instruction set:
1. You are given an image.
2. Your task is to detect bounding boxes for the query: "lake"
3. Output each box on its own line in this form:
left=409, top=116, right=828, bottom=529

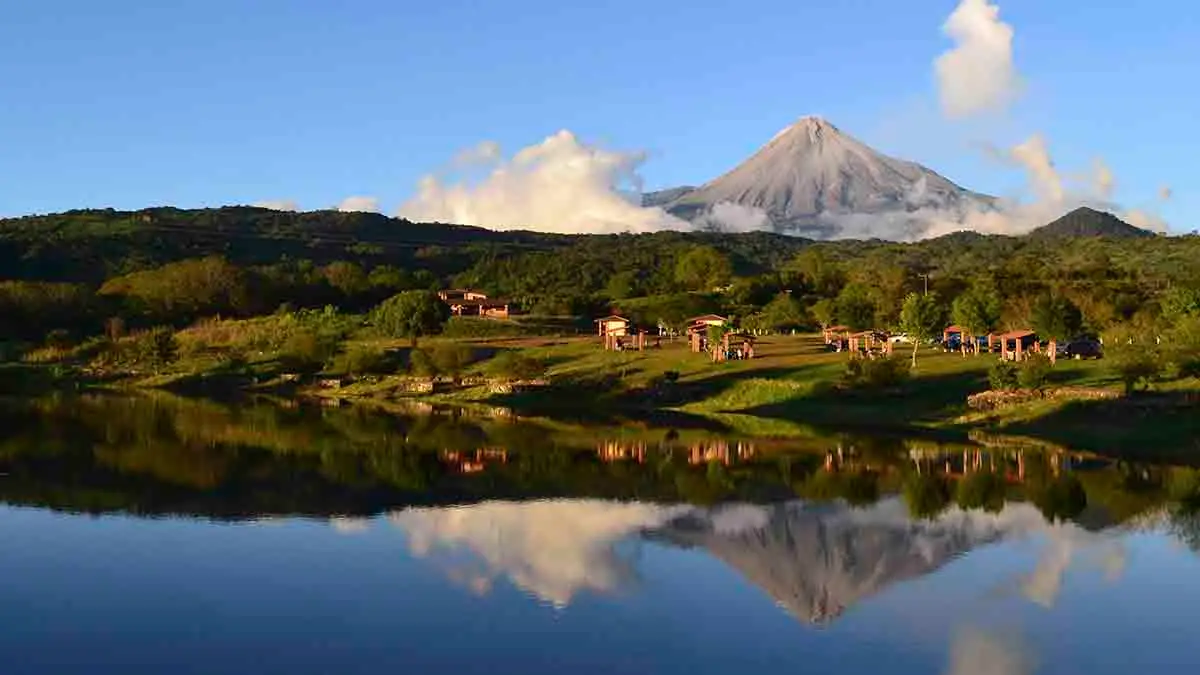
left=2, top=393, right=1200, bottom=674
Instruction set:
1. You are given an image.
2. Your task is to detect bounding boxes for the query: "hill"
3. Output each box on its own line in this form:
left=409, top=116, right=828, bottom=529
left=1029, top=207, right=1155, bottom=240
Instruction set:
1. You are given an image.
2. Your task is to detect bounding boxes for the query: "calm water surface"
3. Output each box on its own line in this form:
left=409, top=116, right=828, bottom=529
left=2, top=394, right=1200, bottom=674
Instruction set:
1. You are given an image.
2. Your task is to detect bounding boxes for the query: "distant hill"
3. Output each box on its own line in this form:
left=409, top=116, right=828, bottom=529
left=1029, top=207, right=1155, bottom=240
left=0, top=205, right=813, bottom=283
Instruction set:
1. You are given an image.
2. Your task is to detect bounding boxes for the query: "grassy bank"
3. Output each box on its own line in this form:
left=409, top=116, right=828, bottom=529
left=10, top=318, right=1199, bottom=457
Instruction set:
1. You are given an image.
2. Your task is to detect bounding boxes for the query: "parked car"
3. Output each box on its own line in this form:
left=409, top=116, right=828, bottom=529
left=1065, top=338, right=1103, bottom=359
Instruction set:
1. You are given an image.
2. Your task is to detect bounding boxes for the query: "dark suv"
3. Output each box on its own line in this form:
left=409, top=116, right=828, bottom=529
left=1065, top=338, right=1103, bottom=359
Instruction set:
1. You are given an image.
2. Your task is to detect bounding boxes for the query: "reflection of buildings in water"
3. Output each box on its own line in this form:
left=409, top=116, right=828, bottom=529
left=439, top=448, right=509, bottom=474
left=894, top=447, right=1091, bottom=484
left=593, top=439, right=757, bottom=466
left=688, top=440, right=756, bottom=465
left=596, top=441, right=648, bottom=464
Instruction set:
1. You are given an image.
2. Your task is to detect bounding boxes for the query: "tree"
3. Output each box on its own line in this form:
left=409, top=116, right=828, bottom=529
left=759, top=293, right=807, bottom=332
left=955, top=471, right=1006, bottom=513
left=899, top=292, right=944, bottom=367
left=370, top=291, right=451, bottom=345
left=810, top=298, right=837, bottom=329
left=951, top=284, right=1001, bottom=353
left=903, top=473, right=951, bottom=520
left=1162, top=286, right=1200, bottom=325
left=322, top=261, right=370, bottom=298
left=1105, top=323, right=1162, bottom=394
left=604, top=271, right=641, bottom=300
left=674, top=245, right=732, bottom=292
left=1031, top=294, right=1083, bottom=342
left=487, top=352, right=547, bottom=381
left=836, top=283, right=876, bottom=331
left=431, top=343, right=474, bottom=383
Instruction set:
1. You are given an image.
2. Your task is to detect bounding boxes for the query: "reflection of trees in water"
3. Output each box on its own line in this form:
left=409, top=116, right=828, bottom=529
left=2, top=394, right=1200, bottom=535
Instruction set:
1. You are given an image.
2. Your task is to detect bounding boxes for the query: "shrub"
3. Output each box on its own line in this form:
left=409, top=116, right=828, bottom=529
left=441, top=317, right=526, bottom=339
left=486, top=352, right=546, bottom=381
left=988, top=360, right=1019, bottom=391
left=45, top=329, right=74, bottom=350
left=842, top=356, right=910, bottom=390
left=431, top=343, right=475, bottom=381
left=408, top=348, right=438, bottom=377
left=279, top=330, right=337, bottom=373
left=332, top=345, right=392, bottom=376
left=1017, top=354, right=1052, bottom=391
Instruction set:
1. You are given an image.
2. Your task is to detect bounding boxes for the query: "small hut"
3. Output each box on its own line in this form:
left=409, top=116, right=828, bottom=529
left=848, top=331, right=893, bottom=357
left=595, top=315, right=630, bottom=337
left=823, top=325, right=852, bottom=350
left=999, top=330, right=1040, bottom=361
left=712, top=332, right=756, bottom=362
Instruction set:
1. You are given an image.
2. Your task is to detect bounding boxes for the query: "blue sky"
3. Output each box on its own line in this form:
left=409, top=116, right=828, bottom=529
left=0, top=0, right=1194, bottom=232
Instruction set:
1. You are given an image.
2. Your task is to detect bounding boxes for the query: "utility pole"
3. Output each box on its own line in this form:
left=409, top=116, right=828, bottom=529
left=918, top=273, right=930, bottom=296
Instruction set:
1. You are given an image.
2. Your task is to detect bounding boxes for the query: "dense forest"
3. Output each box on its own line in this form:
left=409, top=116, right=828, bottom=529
left=1, top=205, right=1198, bottom=349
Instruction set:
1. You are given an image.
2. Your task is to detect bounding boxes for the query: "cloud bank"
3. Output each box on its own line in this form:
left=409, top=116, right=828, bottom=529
left=253, top=199, right=299, bottom=212
left=336, top=196, right=381, bottom=213
left=397, top=131, right=688, bottom=234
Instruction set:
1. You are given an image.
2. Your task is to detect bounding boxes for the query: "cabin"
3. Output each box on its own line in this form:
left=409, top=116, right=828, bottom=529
left=595, top=315, right=631, bottom=337
left=822, top=325, right=852, bottom=350
left=999, top=330, right=1041, bottom=361
left=438, top=289, right=513, bottom=318
left=595, top=315, right=653, bottom=351
left=438, top=289, right=490, bottom=303
left=711, top=332, right=756, bottom=362
left=848, top=331, right=893, bottom=357
left=687, top=314, right=728, bottom=332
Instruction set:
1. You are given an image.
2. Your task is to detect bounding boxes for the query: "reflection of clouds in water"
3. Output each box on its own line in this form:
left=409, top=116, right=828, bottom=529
left=945, top=627, right=1035, bottom=675
left=388, top=500, right=689, bottom=607
left=1018, top=526, right=1126, bottom=609
left=329, top=516, right=371, bottom=534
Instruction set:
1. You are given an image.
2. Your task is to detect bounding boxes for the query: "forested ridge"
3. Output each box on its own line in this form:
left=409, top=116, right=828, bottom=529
left=1, top=204, right=1197, bottom=345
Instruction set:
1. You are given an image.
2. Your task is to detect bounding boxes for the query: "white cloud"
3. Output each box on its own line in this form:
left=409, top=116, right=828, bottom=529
left=453, top=140, right=502, bottom=167
left=935, top=0, right=1020, bottom=118
left=336, top=196, right=381, bottom=213
left=388, top=500, right=689, bottom=607
left=397, top=130, right=688, bottom=234
left=696, top=202, right=772, bottom=233
left=254, top=199, right=299, bottom=212
left=1009, top=135, right=1064, bottom=204
left=945, top=627, right=1036, bottom=675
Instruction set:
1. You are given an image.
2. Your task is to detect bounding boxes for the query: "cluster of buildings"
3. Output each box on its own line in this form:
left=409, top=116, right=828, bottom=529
left=436, top=289, right=512, bottom=319
left=595, top=313, right=757, bottom=360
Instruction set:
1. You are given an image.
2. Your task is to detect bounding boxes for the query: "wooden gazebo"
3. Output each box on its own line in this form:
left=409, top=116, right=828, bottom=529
left=848, top=330, right=893, bottom=357
left=711, top=332, right=756, bottom=362
left=999, top=330, right=1041, bottom=361
left=823, top=325, right=851, bottom=349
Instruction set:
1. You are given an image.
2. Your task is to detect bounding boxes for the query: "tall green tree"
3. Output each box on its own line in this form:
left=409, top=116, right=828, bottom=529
left=836, top=283, right=876, bottom=331
left=810, top=298, right=837, bottom=329
left=370, top=290, right=450, bottom=345
left=758, top=293, right=807, bottom=332
left=1031, top=294, right=1084, bottom=342
left=899, top=292, right=944, bottom=367
left=674, top=245, right=732, bottom=292
left=951, top=284, right=1001, bottom=350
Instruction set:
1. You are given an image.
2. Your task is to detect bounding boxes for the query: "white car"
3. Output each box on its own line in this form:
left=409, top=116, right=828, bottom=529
left=888, top=333, right=912, bottom=344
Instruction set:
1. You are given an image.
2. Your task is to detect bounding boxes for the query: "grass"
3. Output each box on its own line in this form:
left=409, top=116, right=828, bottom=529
left=15, top=317, right=1199, bottom=457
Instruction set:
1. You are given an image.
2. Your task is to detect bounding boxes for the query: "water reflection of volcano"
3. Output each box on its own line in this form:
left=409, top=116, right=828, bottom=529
left=389, top=498, right=1121, bottom=622
left=654, top=500, right=1026, bottom=623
